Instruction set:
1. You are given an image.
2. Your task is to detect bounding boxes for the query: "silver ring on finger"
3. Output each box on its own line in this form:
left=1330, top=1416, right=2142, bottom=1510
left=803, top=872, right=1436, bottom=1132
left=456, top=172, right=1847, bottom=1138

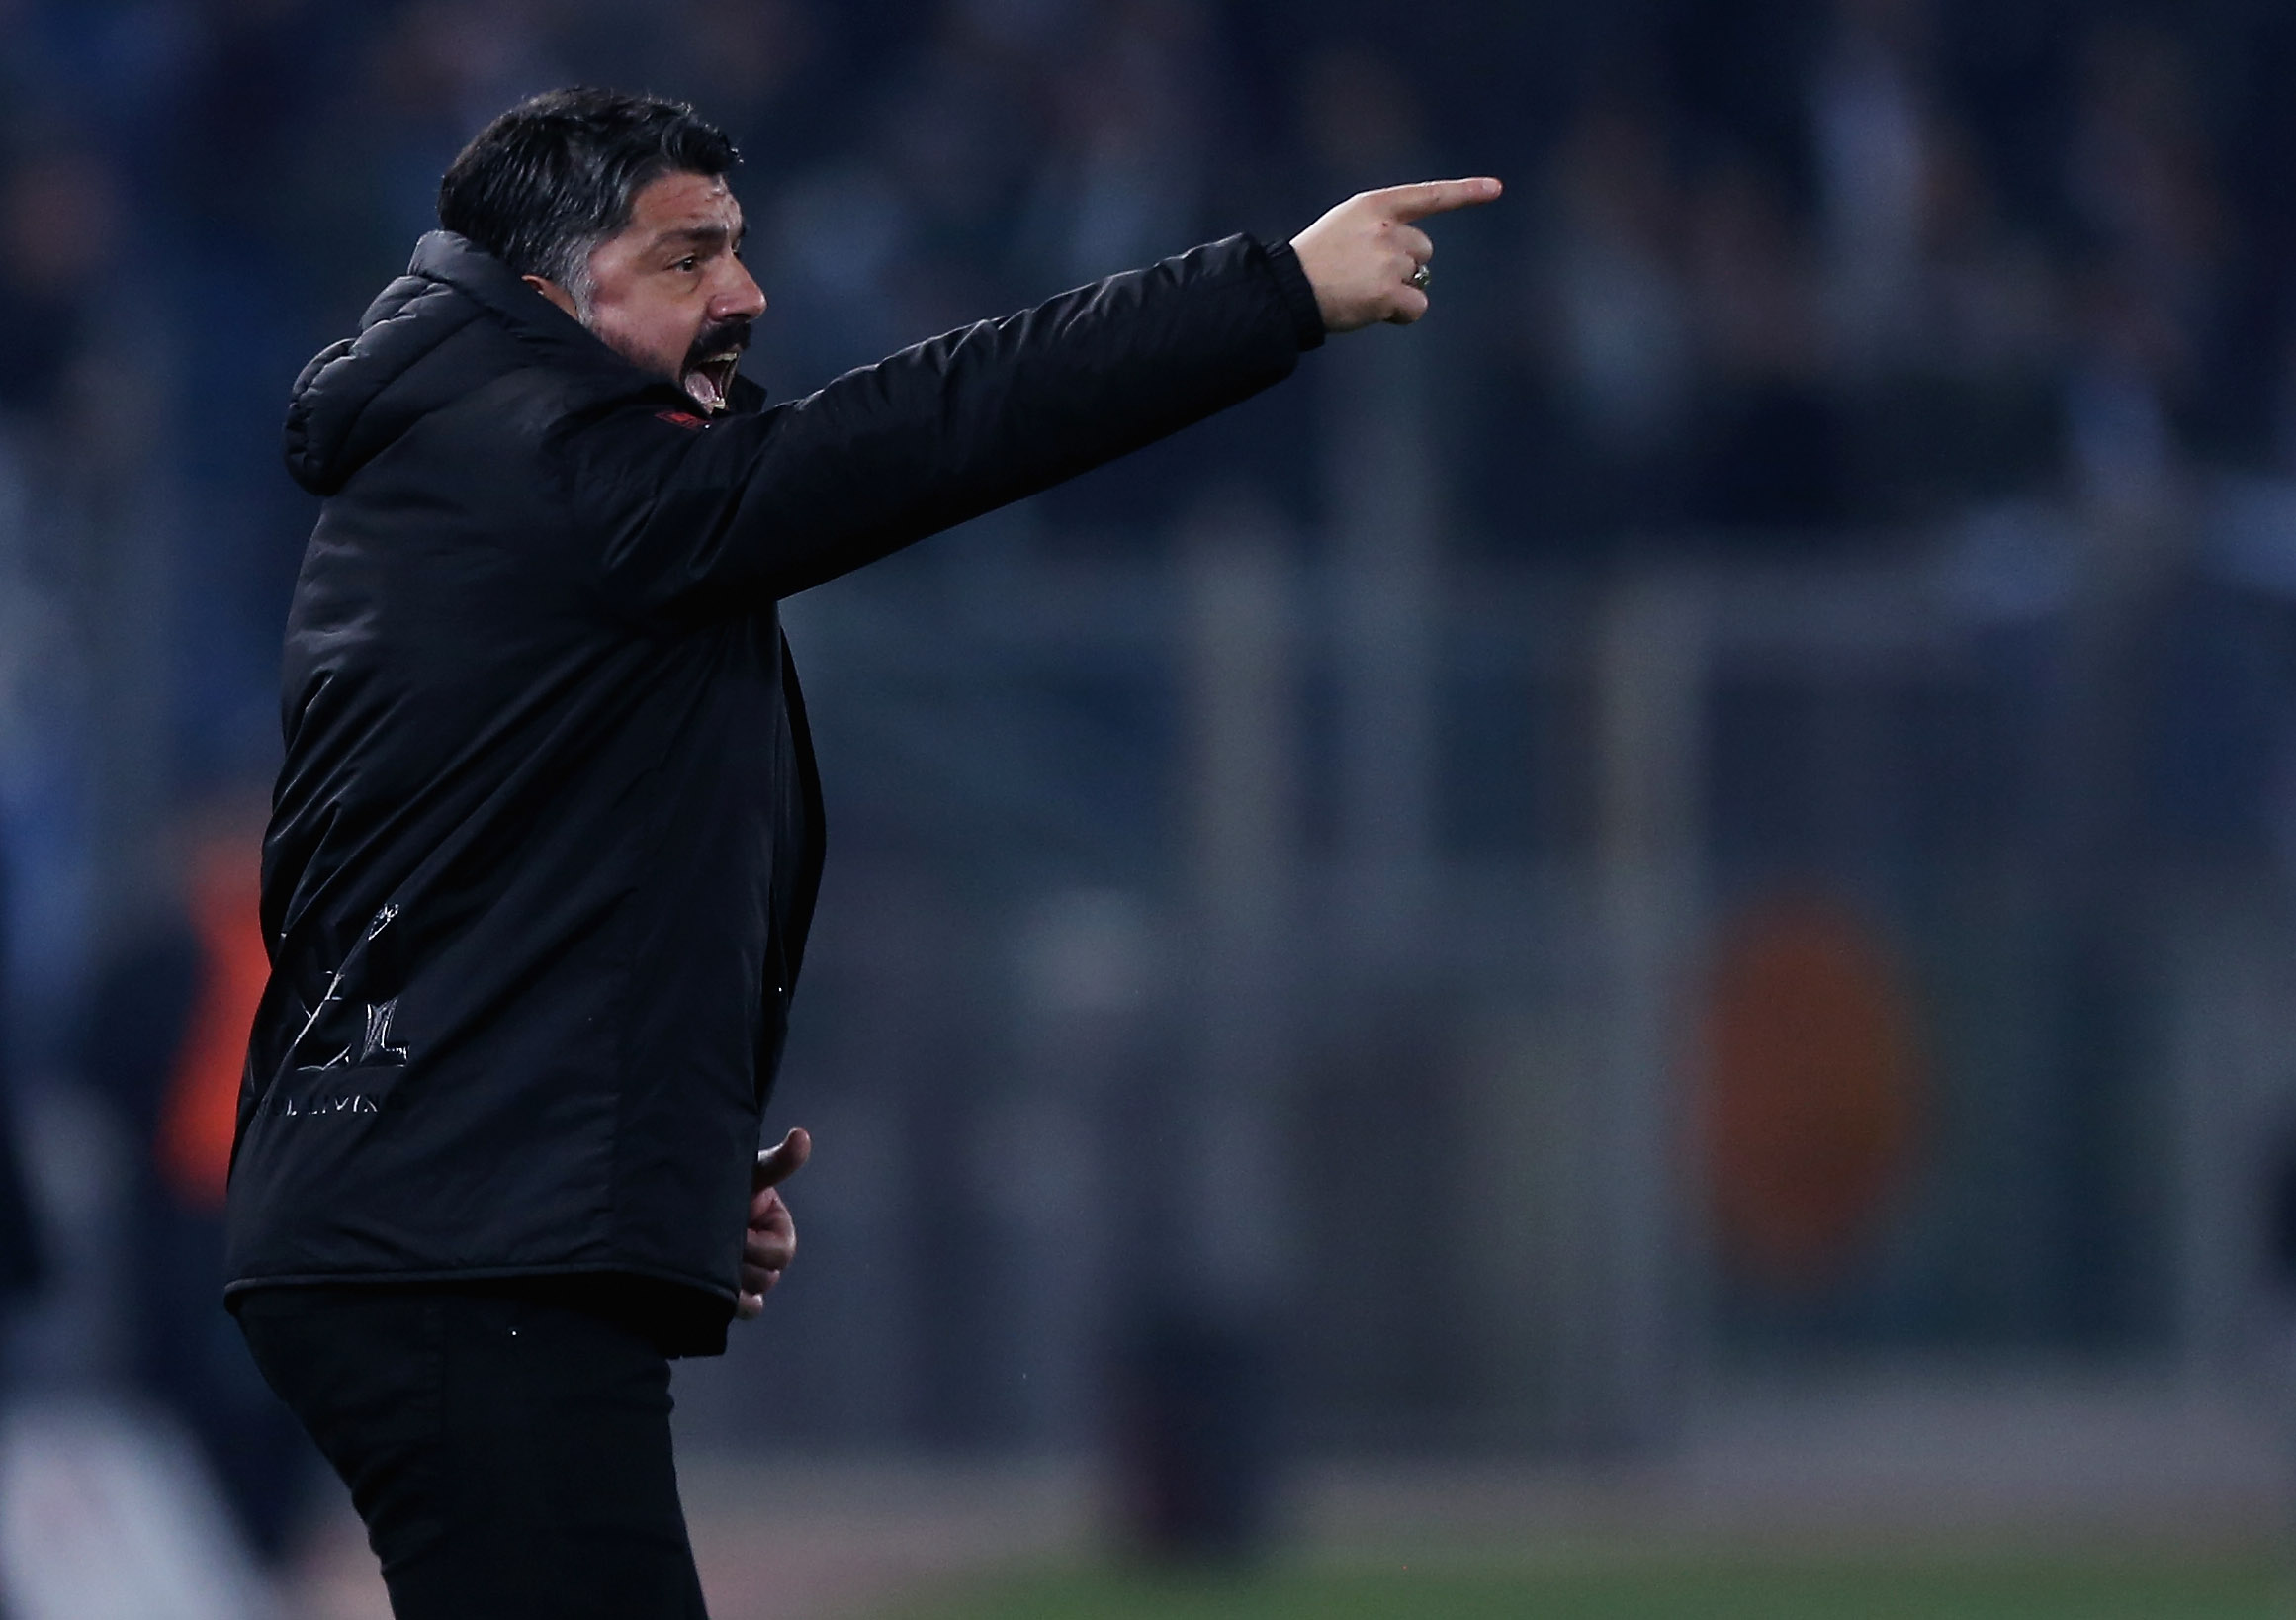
left=1407, top=263, right=1431, bottom=293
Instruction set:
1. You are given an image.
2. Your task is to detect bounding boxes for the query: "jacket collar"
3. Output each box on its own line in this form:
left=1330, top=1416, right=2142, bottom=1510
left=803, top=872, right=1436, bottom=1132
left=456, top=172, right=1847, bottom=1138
left=405, top=231, right=643, bottom=390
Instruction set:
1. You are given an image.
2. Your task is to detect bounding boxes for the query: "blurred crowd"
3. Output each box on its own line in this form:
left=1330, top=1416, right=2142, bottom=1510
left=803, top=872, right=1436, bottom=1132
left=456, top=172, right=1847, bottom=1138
left=0, top=0, right=2291, bottom=770
left=1501, top=0, right=2256, bottom=543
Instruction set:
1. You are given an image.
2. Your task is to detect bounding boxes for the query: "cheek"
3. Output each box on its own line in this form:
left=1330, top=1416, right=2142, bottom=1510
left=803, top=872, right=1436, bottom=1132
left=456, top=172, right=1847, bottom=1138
left=592, top=296, right=700, bottom=377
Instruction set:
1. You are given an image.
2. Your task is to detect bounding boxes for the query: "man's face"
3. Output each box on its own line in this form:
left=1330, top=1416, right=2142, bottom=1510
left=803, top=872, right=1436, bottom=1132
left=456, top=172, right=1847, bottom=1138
left=528, top=169, right=766, bottom=412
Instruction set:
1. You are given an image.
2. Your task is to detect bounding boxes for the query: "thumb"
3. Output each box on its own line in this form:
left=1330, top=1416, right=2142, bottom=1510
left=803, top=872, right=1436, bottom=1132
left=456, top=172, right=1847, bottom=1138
left=753, top=1125, right=812, bottom=1190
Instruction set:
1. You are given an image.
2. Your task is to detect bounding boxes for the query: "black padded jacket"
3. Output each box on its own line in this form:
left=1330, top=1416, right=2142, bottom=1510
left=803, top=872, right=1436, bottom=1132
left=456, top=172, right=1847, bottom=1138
left=223, top=227, right=1324, bottom=1352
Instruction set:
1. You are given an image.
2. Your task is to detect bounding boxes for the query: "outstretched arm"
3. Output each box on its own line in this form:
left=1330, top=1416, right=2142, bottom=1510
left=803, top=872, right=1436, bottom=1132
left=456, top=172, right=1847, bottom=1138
left=581, top=234, right=1309, bottom=613
left=580, top=178, right=1502, bottom=616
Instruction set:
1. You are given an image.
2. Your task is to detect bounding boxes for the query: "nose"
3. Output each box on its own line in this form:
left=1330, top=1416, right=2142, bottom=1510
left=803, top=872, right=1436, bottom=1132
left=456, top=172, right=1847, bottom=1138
left=714, top=256, right=767, bottom=322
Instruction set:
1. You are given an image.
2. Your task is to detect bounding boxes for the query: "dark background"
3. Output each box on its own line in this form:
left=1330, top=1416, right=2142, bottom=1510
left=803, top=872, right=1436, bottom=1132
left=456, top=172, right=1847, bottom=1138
left=2, top=0, right=2295, bottom=1600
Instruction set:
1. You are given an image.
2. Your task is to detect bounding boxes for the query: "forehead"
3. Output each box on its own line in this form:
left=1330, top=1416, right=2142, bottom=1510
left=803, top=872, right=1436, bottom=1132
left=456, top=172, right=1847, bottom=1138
left=624, top=171, right=742, bottom=238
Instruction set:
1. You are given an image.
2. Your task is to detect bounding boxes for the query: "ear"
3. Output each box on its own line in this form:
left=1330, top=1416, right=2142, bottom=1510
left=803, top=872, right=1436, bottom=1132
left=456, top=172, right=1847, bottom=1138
left=521, top=274, right=581, bottom=320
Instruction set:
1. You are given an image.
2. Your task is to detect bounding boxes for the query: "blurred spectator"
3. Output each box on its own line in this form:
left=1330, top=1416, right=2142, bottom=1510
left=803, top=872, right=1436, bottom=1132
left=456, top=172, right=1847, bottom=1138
left=0, top=149, right=115, bottom=423
left=79, top=789, right=309, bottom=1563
left=1811, top=0, right=1938, bottom=377
left=1528, top=88, right=1695, bottom=538
left=1546, top=93, right=1694, bottom=468
left=1023, top=0, right=1215, bottom=288
left=2060, top=20, right=2227, bottom=516
left=1854, top=116, right=2063, bottom=518
left=1683, top=150, right=1847, bottom=533
left=2066, top=21, right=2226, bottom=384
left=1915, top=121, right=2060, bottom=380
left=875, top=6, right=1047, bottom=329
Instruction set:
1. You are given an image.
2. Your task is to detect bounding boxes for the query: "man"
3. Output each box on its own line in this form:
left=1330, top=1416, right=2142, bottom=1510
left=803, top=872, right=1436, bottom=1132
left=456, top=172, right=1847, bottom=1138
left=227, top=87, right=1495, bottom=1617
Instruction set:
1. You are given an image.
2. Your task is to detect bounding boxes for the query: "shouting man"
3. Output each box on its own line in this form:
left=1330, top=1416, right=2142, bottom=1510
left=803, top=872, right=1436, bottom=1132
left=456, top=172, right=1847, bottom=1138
left=226, top=87, right=1497, bottom=1618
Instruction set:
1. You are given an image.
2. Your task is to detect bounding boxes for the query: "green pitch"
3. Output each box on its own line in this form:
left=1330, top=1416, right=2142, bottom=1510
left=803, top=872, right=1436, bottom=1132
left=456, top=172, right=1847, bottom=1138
left=891, top=1555, right=2285, bottom=1620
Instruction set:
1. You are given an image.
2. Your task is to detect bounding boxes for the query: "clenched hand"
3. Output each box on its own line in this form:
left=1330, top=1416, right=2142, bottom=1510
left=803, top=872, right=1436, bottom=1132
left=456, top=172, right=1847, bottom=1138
left=737, top=1126, right=810, bottom=1318
left=1289, top=177, right=1503, bottom=332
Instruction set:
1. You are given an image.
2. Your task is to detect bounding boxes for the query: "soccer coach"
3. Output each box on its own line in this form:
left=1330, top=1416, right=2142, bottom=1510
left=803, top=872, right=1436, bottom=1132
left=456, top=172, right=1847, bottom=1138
left=224, top=87, right=1497, bottom=1617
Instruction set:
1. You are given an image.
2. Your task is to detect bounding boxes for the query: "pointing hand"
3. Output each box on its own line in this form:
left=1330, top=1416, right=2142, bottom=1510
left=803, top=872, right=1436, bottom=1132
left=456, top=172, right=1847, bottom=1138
left=1288, top=177, right=1503, bottom=332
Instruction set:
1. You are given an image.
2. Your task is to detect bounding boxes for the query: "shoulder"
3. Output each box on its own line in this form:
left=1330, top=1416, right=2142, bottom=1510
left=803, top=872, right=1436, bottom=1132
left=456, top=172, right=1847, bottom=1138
left=550, top=385, right=768, bottom=499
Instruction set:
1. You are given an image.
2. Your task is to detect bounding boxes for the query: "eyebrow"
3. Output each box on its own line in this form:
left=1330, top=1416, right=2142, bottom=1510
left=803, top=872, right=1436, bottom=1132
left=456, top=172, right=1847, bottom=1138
left=652, top=222, right=744, bottom=255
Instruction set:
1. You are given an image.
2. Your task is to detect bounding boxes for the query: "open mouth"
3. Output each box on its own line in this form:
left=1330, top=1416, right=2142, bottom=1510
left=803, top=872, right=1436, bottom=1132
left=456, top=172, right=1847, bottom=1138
left=681, top=350, right=744, bottom=414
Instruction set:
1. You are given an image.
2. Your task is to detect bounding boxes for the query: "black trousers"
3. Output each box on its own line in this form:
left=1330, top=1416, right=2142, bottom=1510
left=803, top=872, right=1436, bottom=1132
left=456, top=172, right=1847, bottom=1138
left=236, top=1284, right=710, bottom=1619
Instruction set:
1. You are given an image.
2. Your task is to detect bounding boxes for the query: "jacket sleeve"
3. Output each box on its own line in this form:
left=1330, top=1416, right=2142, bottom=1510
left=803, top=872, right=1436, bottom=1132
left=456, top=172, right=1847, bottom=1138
left=567, top=234, right=1324, bottom=616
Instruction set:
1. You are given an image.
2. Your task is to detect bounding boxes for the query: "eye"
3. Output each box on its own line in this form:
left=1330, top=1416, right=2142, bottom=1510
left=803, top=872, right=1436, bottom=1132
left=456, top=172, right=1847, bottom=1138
left=672, top=255, right=699, bottom=273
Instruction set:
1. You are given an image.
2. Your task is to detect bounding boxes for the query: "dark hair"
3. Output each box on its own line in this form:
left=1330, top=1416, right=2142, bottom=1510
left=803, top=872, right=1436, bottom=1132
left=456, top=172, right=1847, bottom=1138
left=438, top=88, right=738, bottom=301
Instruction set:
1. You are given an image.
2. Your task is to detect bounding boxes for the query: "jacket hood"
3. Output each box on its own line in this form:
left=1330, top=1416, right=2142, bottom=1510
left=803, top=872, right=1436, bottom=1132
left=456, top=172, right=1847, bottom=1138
left=283, top=231, right=643, bottom=497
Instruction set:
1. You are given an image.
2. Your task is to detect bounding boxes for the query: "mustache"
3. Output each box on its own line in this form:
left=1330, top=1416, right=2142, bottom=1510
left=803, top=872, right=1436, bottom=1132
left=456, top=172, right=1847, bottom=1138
left=683, top=318, right=753, bottom=367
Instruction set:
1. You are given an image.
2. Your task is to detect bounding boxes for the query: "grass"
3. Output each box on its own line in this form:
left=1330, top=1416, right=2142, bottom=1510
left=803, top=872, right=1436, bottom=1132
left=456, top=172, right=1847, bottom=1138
left=891, top=1554, right=2289, bottom=1619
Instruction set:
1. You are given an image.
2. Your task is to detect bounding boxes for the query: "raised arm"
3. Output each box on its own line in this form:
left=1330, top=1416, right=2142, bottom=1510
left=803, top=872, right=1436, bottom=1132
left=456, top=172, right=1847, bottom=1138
left=575, top=234, right=1306, bottom=612
left=578, top=179, right=1501, bottom=616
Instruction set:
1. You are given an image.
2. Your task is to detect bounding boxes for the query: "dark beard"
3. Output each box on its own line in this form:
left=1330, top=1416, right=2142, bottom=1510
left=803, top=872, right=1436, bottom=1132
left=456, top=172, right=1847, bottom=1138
left=683, top=317, right=752, bottom=372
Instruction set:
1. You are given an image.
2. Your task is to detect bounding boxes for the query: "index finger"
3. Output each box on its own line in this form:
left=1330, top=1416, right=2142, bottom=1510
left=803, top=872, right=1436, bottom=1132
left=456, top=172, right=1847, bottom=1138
left=1370, top=176, right=1504, bottom=223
